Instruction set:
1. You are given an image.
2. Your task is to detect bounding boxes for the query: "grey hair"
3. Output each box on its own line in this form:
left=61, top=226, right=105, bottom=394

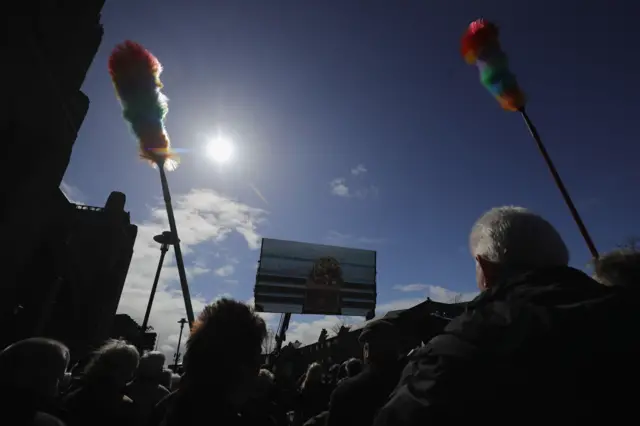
left=470, top=206, right=569, bottom=268
left=138, top=351, right=166, bottom=377
left=592, top=248, right=640, bottom=287
left=258, top=368, right=275, bottom=382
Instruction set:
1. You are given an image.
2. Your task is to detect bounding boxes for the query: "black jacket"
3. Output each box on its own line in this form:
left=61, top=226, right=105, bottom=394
left=327, top=360, right=404, bottom=426
left=373, top=266, right=640, bottom=426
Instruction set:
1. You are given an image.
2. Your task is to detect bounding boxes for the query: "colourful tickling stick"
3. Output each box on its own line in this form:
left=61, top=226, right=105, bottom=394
left=461, top=19, right=526, bottom=112
left=108, top=41, right=178, bottom=170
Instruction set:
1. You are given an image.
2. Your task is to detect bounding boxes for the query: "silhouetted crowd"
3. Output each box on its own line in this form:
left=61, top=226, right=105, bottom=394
left=2, top=206, right=640, bottom=426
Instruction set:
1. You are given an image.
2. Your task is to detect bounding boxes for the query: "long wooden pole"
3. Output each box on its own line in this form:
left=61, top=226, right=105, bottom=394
left=141, top=243, right=169, bottom=331
left=157, top=163, right=195, bottom=326
left=519, top=108, right=599, bottom=259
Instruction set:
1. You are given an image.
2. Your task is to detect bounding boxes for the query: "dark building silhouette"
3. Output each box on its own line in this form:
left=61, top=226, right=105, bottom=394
left=112, top=314, right=158, bottom=352
left=112, top=314, right=143, bottom=343
left=3, top=1, right=107, bottom=325
left=9, top=191, right=137, bottom=361
left=286, top=299, right=467, bottom=374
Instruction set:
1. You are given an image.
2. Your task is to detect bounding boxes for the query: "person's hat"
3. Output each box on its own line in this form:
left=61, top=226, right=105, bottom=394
left=358, top=319, right=396, bottom=343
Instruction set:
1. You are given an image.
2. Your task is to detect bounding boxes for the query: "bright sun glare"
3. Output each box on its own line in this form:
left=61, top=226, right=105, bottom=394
left=206, top=136, right=234, bottom=163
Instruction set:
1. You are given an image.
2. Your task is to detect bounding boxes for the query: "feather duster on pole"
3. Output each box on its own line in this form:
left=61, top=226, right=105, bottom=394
left=108, top=40, right=179, bottom=170
left=108, top=41, right=196, bottom=326
left=460, top=19, right=598, bottom=259
left=461, top=19, right=525, bottom=112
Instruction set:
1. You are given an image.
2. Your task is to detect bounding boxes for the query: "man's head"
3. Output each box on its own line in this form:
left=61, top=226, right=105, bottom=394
left=359, top=319, right=399, bottom=365
left=85, top=339, right=140, bottom=388
left=138, top=351, right=166, bottom=380
left=470, top=206, right=569, bottom=291
left=0, top=337, right=70, bottom=400
left=345, top=358, right=363, bottom=377
left=593, top=249, right=640, bottom=288
left=184, top=298, right=267, bottom=405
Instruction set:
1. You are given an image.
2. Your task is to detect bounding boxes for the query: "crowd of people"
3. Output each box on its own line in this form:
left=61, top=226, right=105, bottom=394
left=2, top=205, right=639, bottom=426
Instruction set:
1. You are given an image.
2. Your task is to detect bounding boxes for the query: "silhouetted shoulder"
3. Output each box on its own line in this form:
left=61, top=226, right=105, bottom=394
left=33, top=412, right=66, bottom=426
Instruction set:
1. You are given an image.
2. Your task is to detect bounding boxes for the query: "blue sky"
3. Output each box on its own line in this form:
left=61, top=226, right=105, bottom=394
left=62, top=0, right=639, bottom=357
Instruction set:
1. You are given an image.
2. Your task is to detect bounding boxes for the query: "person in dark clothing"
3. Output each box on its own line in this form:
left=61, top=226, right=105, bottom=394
left=0, top=338, right=70, bottom=426
left=61, top=340, right=139, bottom=426
left=373, top=206, right=640, bottom=426
left=303, top=411, right=329, bottom=426
left=326, top=320, right=406, bottom=426
left=344, top=358, right=362, bottom=378
left=242, top=369, right=287, bottom=426
left=158, top=298, right=267, bottom=426
left=593, top=247, right=640, bottom=288
left=126, top=351, right=170, bottom=426
left=147, top=390, right=176, bottom=426
left=298, top=363, right=331, bottom=424
left=326, top=364, right=341, bottom=389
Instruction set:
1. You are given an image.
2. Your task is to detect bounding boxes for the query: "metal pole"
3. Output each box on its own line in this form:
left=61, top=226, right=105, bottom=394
left=174, top=318, right=187, bottom=371
left=157, top=164, right=195, bottom=326
left=141, top=243, right=169, bottom=332
left=519, top=108, right=599, bottom=259
left=275, top=312, right=291, bottom=353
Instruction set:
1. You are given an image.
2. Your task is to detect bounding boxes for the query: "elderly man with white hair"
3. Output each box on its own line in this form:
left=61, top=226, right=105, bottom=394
left=373, top=206, right=640, bottom=426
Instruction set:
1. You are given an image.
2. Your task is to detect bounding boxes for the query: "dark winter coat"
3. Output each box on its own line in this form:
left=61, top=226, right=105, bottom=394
left=373, top=266, right=640, bottom=426
left=326, top=360, right=404, bottom=426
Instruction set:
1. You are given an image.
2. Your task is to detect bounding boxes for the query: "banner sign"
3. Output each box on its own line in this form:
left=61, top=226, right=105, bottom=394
left=254, top=238, right=376, bottom=317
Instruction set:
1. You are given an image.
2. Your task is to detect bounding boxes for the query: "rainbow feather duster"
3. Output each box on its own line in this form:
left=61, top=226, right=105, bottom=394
left=461, top=19, right=525, bottom=112
left=108, top=41, right=178, bottom=170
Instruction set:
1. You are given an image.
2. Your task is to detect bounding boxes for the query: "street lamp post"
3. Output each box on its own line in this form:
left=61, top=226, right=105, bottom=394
left=174, top=318, right=188, bottom=371
left=141, top=231, right=176, bottom=332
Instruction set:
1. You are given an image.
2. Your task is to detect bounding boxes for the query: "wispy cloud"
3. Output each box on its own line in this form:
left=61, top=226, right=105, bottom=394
left=330, top=166, right=378, bottom=199
left=351, top=164, right=367, bottom=176
left=187, top=266, right=210, bottom=280
left=354, top=185, right=379, bottom=199
left=60, top=181, right=85, bottom=205
left=392, top=283, right=478, bottom=302
left=117, top=188, right=267, bottom=363
left=214, top=292, right=233, bottom=300
left=392, top=284, right=430, bottom=292
left=330, top=178, right=350, bottom=197
left=214, top=264, right=235, bottom=277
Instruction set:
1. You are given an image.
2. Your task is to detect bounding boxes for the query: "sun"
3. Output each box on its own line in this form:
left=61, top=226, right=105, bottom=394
left=206, top=136, right=234, bottom=163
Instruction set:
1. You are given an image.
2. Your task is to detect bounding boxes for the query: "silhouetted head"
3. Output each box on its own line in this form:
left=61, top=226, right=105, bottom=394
left=359, top=319, right=399, bottom=365
left=252, top=368, right=275, bottom=399
left=337, top=362, right=348, bottom=381
left=469, top=206, right=569, bottom=291
left=345, top=358, right=363, bottom=377
left=84, top=339, right=139, bottom=388
left=0, top=337, right=69, bottom=400
left=593, top=248, right=640, bottom=288
left=105, top=191, right=126, bottom=212
left=328, top=363, right=340, bottom=382
left=184, top=298, right=266, bottom=406
left=302, top=363, right=323, bottom=389
left=137, top=351, right=165, bottom=380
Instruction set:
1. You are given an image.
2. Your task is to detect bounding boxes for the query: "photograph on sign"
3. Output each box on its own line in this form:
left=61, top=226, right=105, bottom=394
left=254, top=238, right=376, bottom=317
